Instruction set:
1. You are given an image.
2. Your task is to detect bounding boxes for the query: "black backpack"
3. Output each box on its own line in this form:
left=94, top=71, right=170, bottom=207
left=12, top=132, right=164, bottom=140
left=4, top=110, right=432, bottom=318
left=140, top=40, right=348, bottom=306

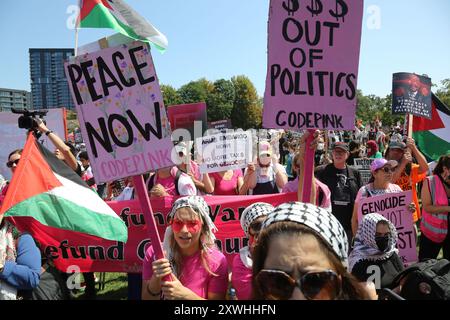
left=392, top=259, right=450, bottom=300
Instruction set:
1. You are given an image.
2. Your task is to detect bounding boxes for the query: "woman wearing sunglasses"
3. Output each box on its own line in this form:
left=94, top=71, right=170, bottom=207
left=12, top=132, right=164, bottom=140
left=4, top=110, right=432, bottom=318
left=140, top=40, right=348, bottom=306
left=252, top=202, right=373, bottom=300
left=349, top=213, right=404, bottom=289
left=0, top=149, right=23, bottom=207
left=142, top=196, right=228, bottom=300
left=231, top=202, right=274, bottom=300
left=351, top=158, right=415, bottom=236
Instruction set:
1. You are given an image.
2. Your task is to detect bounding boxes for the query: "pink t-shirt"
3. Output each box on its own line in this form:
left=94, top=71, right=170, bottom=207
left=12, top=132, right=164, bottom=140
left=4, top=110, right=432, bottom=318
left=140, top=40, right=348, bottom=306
left=231, top=254, right=252, bottom=300
left=210, top=170, right=243, bottom=195
left=143, top=245, right=229, bottom=299
left=282, top=177, right=332, bottom=211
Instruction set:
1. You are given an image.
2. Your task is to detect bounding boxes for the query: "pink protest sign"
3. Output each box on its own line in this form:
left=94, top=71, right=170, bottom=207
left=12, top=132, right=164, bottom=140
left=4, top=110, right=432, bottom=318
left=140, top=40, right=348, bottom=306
left=167, top=102, right=208, bottom=140
left=357, top=190, right=418, bottom=265
left=64, top=41, right=173, bottom=183
left=263, top=0, right=364, bottom=130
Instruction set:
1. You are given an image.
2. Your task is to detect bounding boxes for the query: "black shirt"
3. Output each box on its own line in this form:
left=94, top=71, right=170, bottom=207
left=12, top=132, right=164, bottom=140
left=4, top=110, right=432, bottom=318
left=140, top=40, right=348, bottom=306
left=315, top=164, right=362, bottom=232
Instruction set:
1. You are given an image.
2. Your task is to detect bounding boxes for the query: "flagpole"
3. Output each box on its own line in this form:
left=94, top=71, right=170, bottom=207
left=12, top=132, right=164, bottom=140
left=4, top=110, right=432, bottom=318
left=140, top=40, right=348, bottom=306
left=74, top=0, right=81, bottom=56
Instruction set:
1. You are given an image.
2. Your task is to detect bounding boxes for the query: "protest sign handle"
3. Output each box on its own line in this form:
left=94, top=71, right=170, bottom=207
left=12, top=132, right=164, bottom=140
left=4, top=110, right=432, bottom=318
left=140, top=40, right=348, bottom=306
left=407, top=114, right=413, bottom=139
left=132, top=175, right=172, bottom=282
left=299, top=130, right=316, bottom=204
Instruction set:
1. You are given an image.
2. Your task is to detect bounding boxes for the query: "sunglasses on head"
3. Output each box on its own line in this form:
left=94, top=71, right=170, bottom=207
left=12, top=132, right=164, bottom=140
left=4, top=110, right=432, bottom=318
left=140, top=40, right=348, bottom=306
left=255, top=269, right=341, bottom=300
left=378, top=166, right=395, bottom=173
left=170, top=218, right=202, bottom=233
left=6, top=159, right=20, bottom=168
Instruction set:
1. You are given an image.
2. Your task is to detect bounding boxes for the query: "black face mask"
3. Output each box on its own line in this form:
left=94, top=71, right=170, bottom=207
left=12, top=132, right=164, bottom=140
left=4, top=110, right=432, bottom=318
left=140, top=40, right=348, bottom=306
left=375, top=235, right=390, bottom=252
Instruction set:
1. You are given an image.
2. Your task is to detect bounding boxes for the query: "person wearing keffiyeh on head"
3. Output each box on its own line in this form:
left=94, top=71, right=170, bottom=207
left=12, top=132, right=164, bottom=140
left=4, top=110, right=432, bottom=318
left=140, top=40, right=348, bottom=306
left=349, top=213, right=404, bottom=289
left=252, top=202, right=374, bottom=300
left=231, top=202, right=273, bottom=300
left=141, top=196, right=228, bottom=300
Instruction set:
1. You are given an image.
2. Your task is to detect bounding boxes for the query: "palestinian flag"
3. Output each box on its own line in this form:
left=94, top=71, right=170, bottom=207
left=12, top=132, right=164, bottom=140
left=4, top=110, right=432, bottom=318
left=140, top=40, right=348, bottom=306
left=413, top=93, right=450, bottom=161
left=0, top=132, right=127, bottom=243
left=78, top=0, right=168, bottom=52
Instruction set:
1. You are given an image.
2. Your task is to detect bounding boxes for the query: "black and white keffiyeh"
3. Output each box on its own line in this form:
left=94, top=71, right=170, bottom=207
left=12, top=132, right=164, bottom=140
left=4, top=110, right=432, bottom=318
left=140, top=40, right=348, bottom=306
left=262, top=202, right=349, bottom=267
left=239, top=202, right=274, bottom=268
left=240, top=202, right=274, bottom=237
left=348, top=213, right=398, bottom=272
left=163, top=196, right=217, bottom=263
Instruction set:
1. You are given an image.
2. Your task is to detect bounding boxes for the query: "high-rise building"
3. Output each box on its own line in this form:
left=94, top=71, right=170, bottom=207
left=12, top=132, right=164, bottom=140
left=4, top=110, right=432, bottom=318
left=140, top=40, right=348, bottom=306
left=0, top=88, right=32, bottom=111
left=29, top=48, right=75, bottom=110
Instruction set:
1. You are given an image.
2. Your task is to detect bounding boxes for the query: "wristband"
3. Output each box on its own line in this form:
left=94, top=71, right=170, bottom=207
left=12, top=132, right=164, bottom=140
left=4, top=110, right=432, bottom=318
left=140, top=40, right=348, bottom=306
left=45, top=130, right=53, bottom=136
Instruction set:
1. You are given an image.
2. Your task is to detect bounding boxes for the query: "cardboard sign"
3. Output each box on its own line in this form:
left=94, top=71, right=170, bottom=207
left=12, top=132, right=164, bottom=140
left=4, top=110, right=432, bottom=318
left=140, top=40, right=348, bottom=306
left=353, top=158, right=375, bottom=170
left=167, top=102, right=207, bottom=141
left=64, top=41, right=173, bottom=183
left=392, top=73, right=432, bottom=119
left=196, top=131, right=253, bottom=174
left=263, top=0, right=364, bottom=130
left=357, top=190, right=417, bottom=265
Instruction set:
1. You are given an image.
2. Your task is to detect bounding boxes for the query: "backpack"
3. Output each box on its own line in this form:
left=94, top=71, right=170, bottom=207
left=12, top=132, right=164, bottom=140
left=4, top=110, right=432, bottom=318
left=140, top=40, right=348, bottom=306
left=391, top=259, right=450, bottom=300
left=147, top=169, right=183, bottom=195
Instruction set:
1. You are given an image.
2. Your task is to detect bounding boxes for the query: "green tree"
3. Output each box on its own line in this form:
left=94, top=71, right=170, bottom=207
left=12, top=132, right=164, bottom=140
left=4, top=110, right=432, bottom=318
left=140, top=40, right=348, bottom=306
left=230, top=75, right=262, bottom=129
left=206, top=79, right=235, bottom=121
left=160, top=84, right=183, bottom=107
left=436, top=78, right=450, bottom=107
left=178, top=78, right=214, bottom=104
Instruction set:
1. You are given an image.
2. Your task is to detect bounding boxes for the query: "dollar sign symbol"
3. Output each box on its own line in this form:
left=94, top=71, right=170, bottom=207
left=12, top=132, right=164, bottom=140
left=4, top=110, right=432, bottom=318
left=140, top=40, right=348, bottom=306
left=282, top=0, right=300, bottom=16
left=306, top=0, right=323, bottom=17
left=329, top=0, right=348, bottom=22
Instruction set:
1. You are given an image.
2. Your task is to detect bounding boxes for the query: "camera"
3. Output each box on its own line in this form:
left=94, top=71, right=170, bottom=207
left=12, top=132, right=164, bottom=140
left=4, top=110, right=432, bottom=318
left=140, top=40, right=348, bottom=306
left=11, top=108, right=48, bottom=130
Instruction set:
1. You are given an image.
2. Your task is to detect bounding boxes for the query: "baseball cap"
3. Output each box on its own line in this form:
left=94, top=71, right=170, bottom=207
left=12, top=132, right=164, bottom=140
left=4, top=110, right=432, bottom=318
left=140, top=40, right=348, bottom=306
left=331, top=142, right=349, bottom=152
left=370, top=158, right=398, bottom=172
left=258, top=141, right=272, bottom=157
left=389, top=141, right=406, bottom=150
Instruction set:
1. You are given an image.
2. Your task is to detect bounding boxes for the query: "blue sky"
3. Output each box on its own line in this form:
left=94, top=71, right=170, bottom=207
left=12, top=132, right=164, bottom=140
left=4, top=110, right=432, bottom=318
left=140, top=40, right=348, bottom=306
left=0, top=0, right=449, bottom=98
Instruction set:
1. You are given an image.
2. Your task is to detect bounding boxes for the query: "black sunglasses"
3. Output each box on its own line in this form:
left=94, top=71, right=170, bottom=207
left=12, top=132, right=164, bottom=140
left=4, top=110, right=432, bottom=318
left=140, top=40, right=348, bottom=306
left=255, top=269, right=341, bottom=300
left=6, top=159, right=20, bottom=168
left=378, top=166, right=395, bottom=173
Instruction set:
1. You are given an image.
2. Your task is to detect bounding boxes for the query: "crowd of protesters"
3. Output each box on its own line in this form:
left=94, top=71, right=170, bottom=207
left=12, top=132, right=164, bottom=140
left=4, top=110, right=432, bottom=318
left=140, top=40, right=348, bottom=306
left=1, top=119, right=449, bottom=301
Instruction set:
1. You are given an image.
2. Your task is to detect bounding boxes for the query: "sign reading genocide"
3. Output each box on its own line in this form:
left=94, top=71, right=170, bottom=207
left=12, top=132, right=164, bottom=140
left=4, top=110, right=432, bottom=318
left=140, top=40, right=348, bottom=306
left=263, top=0, right=364, bottom=130
left=357, top=190, right=418, bottom=265
left=196, top=131, right=253, bottom=174
left=392, top=72, right=432, bottom=119
left=64, top=41, right=173, bottom=183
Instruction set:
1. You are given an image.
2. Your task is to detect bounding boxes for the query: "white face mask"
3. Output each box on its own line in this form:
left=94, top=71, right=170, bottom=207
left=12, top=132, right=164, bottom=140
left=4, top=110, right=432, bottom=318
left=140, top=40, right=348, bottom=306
left=259, top=155, right=271, bottom=166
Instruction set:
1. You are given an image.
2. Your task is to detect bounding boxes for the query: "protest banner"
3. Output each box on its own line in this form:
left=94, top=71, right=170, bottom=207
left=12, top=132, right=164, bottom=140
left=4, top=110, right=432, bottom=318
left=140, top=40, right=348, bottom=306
left=196, top=131, right=253, bottom=174
left=357, top=190, right=417, bottom=265
left=392, top=73, right=432, bottom=119
left=263, top=0, right=364, bottom=130
left=33, top=193, right=297, bottom=272
left=208, top=119, right=232, bottom=131
left=64, top=40, right=173, bottom=184
left=353, top=157, right=374, bottom=185
left=167, top=102, right=207, bottom=141
left=0, top=108, right=66, bottom=180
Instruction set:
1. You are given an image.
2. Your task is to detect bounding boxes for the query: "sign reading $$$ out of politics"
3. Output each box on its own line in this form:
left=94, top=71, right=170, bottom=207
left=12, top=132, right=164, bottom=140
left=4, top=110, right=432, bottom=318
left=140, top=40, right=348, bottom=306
left=263, top=0, right=364, bottom=130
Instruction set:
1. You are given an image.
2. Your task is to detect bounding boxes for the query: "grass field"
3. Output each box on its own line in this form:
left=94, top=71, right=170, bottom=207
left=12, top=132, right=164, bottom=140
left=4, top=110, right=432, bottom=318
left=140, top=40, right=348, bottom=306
left=74, top=273, right=128, bottom=300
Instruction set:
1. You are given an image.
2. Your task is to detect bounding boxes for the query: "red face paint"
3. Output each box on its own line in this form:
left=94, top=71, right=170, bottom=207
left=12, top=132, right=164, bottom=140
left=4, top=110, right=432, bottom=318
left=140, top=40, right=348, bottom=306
left=171, top=219, right=202, bottom=234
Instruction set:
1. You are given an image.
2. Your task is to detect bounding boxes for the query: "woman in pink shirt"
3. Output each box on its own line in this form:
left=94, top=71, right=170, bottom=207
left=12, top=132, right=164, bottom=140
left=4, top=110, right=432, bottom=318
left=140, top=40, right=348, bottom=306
left=142, top=196, right=228, bottom=300
left=210, top=169, right=244, bottom=195
left=231, top=202, right=273, bottom=300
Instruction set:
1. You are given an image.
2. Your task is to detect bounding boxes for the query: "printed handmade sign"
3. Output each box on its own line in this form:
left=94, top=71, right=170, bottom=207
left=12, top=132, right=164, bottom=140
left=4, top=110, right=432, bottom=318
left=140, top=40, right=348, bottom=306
left=27, top=193, right=298, bottom=272
left=357, top=190, right=417, bottom=265
left=353, top=158, right=375, bottom=185
left=64, top=41, right=173, bottom=183
left=392, top=73, right=432, bottom=119
left=196, top=131, right=253, bottom=174
left=263, top=0, right=364, bottom=130
left=167, top=102, right=207, bottom=141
